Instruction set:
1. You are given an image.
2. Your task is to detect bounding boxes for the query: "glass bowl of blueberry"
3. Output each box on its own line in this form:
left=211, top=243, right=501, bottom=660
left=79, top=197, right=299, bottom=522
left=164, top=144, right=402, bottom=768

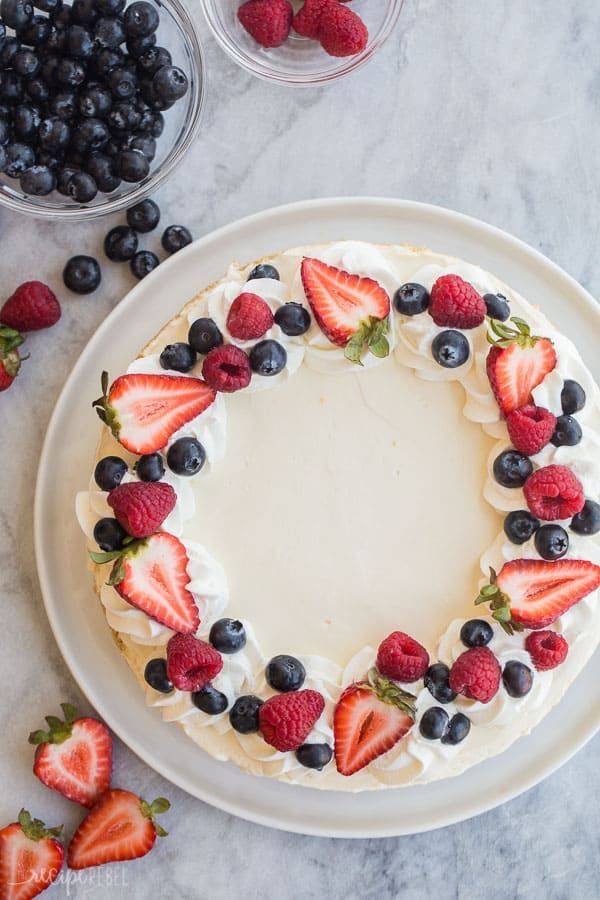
left=0, top=0, right=204, bottom=219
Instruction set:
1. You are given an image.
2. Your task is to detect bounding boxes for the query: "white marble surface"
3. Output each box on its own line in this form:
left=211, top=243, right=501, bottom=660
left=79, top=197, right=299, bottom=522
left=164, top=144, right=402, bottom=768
left=1, top=0, right=600, bottom=896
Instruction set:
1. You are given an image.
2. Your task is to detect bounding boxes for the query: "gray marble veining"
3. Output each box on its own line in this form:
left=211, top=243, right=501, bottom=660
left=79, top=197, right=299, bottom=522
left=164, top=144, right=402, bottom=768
left=1, top=0, right=600, bottom=896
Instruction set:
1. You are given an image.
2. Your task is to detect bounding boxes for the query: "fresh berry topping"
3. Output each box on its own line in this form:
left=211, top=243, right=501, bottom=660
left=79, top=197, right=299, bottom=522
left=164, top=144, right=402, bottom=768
left=318, top=1, right=368, bottom=56
left=135, top=453, right=165, bottom=483
left=486, top=318, right=556, bottom=416
left=94, top=455, right=127, bottom=491
left=166, top=436, right=206, bottom=476
left=265, top=655, right=306, bottom=692
left=292, top=0, right=329, bottom=38
left=93, top=371, right=216, bottom=454
left=561, top=379, right=586, bottom=415
left=209, top=618, right=247, bottom=654
left=274, top=302, right=311, bottom=336
left=229, top=695, right=263, bottom=734
left=202, top=344, right=252, bottom=393
left=376, top=631, right=429, bottom=682
left=237, top=0, right=293, bottom=48
left=534, top=523, right=569, bottom=560
left=144, top=658, right=173, bottom=693
left=333, top=669, right=415, bottom=776
left=523, top=464, right=585, bottom=521
left=67, top=790, right=169, bottom=870
left=295, top=742, right=333, bottom=770
left=419, top=706, right=449, bottom=740
left=476, top=558, right=600, bottom=631
left=551, top=414, right=582, bottom=447
left=301, top=257, right=390, bottom=363
left=0, top=325, right=25, bottom=391
left=259, top=689, right=325, bottom=752
left=504, top=509, right=541, bottom=544
left=570, top=499, right=600, bottom=536
left=127, top=199, right=161, bottom=233
left=483, top=292, right=510, bottom=321
left=0, top=810, right=64, bottom=899
left=166, top=633, right=222, bottom=692
left=393, top=282, right=430, bottom=316
left=449, top=647, right=501, bottom=703
left=460, top=619, right=493, bottom=648
left=506, top=404, right=556, bottom=455
left=93, top=516, right=127, bottom=552
left=423, top=663, right=457, bottom=704
left=63, top=255, right=101, bottom=294
left=0, top=281, right=60, bottom=332
left=248, top=263, right=279, bottom=281
left=492, top=450, right=533, bottom=488
left=226, top=292, right=274, bottom=341
left=161, top=225, right=192, bottom=255
left=249, top=339, right=287, bottom=376
left=192, top=684, right=228, bottom=715
left=29, top=702, right=112, bottom=808
left=525, top=630, right=568, bottom=671
left=431, top=329, right=470, bottom=368
left=159, top=342, right=197, bottom=373
left=502, top=660, right=533, bottom=698
left=107, top=481, right=175, bottom=538
left=441, top=712, right=471, bottom=745
left=429, top=274, right=486, bottom=329
left=188, top=317, right=223, bottom=355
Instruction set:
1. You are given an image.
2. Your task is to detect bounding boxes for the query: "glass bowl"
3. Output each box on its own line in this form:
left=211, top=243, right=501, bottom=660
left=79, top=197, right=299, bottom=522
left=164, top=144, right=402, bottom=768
left=0, top=0, right=205, bottom=221
left=199, top=0, right=403, bottom=85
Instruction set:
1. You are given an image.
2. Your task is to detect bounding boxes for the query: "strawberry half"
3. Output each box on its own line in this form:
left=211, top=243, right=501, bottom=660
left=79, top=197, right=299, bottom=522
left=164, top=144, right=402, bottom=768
left=486, top=317, right=556, bottom=416
left=301, top=257, right=390, bottom=365
left=475, top=559, right=600, bottom=632
left=0, top=810, right=63, bottom=900
left=333, top=668, right=415, bottom=776
left=0, top=326, right=26, bottom=392
left=93, top=371, right=216, bottom=455
left=67, top=789, right=169, bottom=870
left=91, top=532, right=200, bottom=634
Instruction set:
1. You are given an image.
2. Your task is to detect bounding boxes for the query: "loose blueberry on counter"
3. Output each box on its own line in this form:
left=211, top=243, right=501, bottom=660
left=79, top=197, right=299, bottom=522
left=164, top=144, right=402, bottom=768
left=68, top=171, right=98, bottom=203
left=248, top=263, right=279, bottom=281
left=492, top=450, right=533, bottom=488
left=502, top=660, right=533, bottom=698
left=144, top=658, right=173, bottom=694
left=94, top=455, right=127, bottom=490
left=192, top=684, right=228, bottom=715
left=93, top=516, right=127, bottom=552
left=135, top=452, right=164, bottom=482
left=229, top=695, right=263, bottom=734
left=126, top=197, right=160, bottom=232
left=441, top=712, right=471, bottom=745
left=296, top=743, right=333, bottom=771
left=424, top=663, right=457, bottom=704
left=266, top=654, right=306, bottom=692
left=188, top=317, right=223, bottom=354
left=419, top=707, right=449, bottom=740
left=570, top=499, right=600, bottom=536
left=104, top=225, right=139, bottom=262
left=561, top=379, right=586, bottom=415
left=551, top=414, right=582, bottom=447
left=159, top=342, right=197, bottom=373
left=20, top=165, right=55, bottom=196
left=209, top=618, right=247, bottom=654
left=161, top=224, right=192, bottom=254
left=167, top=436, right=206, bottom=476
left=130, top=250, right=159, bottom=280
left=274, top=302, right=311, bottom=336
left=533, top=523, right=569, bottom=560
left=394, top=283, right=429, bottom=316
left=63, top=254, right=101, bottom=293
left=504, top=509, right=540, bottom=545
left=431, top=330, right=470, bottom=368
left=483, top=293, right=510, bottom=320
left=460, top=619, right=493, bottom=648
left=250, top=339, right=287, bottom=377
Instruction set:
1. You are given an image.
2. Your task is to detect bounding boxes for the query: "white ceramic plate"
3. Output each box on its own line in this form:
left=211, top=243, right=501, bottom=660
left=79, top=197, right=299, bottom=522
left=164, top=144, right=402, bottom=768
left=35, top=198, right=600, bottom=838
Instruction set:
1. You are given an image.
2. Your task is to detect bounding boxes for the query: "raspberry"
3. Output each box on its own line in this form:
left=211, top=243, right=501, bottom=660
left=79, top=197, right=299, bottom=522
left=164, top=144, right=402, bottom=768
left=429, top=275, right=486, bottom=329
left=449, top=647, right=501, bottom=703
left=227, top=292, right=274, bottom=341
left=376, top=631, right=429, bottom=683
left=506, top=404, right=556, bottom=455
left=525, top=630, right=569, bottom=671
left=318, top=2, right=368, bottom=57
left=259, top=690, right=325, bottom=751
left=202, top=344, right=252, bottom=393
left=523, top=465, right=585, bottom=521
left=238, top=0, right=293, bottom=48
left=293, top=0, right=331, bottom=38
left=0, top=281, right=61, bottom=332
left=107, top=481, right=176, bottom=538
left=166, top=633, right=223, bottom=691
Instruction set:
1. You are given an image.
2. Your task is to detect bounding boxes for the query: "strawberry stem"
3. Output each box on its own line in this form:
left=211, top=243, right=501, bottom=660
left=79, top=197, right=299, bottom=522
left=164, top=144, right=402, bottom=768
left=18, top=810, right=63, bottom=842
left=474, top=568, right=523, bottom=636
left=366, top=667, right=416, bottom=719
left=344, top=317, right=390, bottom=366
left=486, top=316, right=550, bottom=350
left=92, top=370, right=121, bottom=438
left=28, top=704, right=79, bottom=746
left=139, top=797, right=171, bottom=838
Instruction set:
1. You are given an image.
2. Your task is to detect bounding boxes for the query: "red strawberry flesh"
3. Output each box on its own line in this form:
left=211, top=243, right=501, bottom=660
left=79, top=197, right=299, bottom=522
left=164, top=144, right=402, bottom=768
left=32, top=716, right=112, bottom=809
left=0, top=812, right=64, bottom=900
left=486, top=337, right=556, bottom=417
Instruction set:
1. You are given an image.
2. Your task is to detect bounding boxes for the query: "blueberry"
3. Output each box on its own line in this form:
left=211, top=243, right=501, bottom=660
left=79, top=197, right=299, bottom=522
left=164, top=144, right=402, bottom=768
left=152, top=64, right=187, bottom=104
left=483, top=292, right=510, bottom=321
left=126, top=197, right=160, bottom=232
left=166, top=437, right=206, bottom=476
left=159, top=341, right=196, bottom=373
left=130, top=134, right=155, bottom=161
left=135, top=452, right=164, bottom=482
left=56, top=56, right=86, bottom=87
left=67, top=170, right=98, bottom=202
left=94, top=46, right=123, bottom=78
left=249, top=340, right=287, bottom=377
left=248, top=263, right=279, bottom=281
left=460, top=619, right=493, bottom=648
left=126, top=31, right=155, bottom=56
left=431, top=330, right=470, bottom=368
left=504, top=509, right=540, bottom=544
left=44, top=24, right=66, bottom=52
left=561, top=379, right=586, bottom=415
left=64, top=23, right=94, bottom=57
left=36, top=151, right=61, bottom=172
left=130, top=249, right=159, bottom=280
left=78, top=84, right=112, bottom=118
left=192, top=684, right=228, bottom=715
left=71, top=0, right=98, bottom=25
left=115, top=147, right=148, bottom=181
left=441, top=712, right=471, bottom=745
left=188, top=317, right=222, bottom=354
left=394, top=282, right=430, bottom=316
left=1, top=0, right=33, bottom=30
left=0, top=145, right=6, bottom=172
left=19, top=15, right=52, bottom=46
left=95, top=0, right=125, bottom=14
left=144, top=657, right=173, bottom=693
left=40, top=54, right=61, bottom=85
left=424, top=663, right=457, bottom=704
left=274, top=302, right=310, bottom=336
left=0, top=37, right=20, bottom=68
left=36, top=0, right=62, bottom=12
left=20, top=164, right=55, bottom=195
left=124, top=1, right=158, bottom=37
left=0, top=71, right=23, bottom=105
left=229, top=695, right=263, bottom=734
left=137, top=108, right=163, bottom=136
left=38, top=116, right=68, bottom=153
left=266, top=654, right=305, bottom=692
left=502, top=660, right=533, bottom=698
left=13, top=103, right=41, bottom=140
left=295, top=743, right=333, bottom=770
left=56, top=164, right=79, bottom=195
left=63, top=254, right=101, bottom=293
left=51, top=2, right=72, bottom=25
left=72, top=117, right=109, bottom=153
left=26, top=76, right=49, bottom=103
left=136, top=44, right=171, bottom=76
left=107, top=99, right=140, bottom=131
left=48, top=89, right=78, bottom=120
left=94, top=454, right=127, bottom=489
left=161, top=224, right=192, bottom=254
left=209, top=618, right=246, bottom=654
left=107, top=65, right=137, bottom=99
left=104, top=225, right=138, bottom=261
left=93, top=516, right=127, bottom=551
left=570, top=499, right=600, bottom=536
left=534, top=523, right=569, bottom=560
left=13, top=47, right=39, bottom=77
left=493, top=450, right=533, bottom=488
left=85, top=153, right=119, bottom=192
left=4, top=142, right=34, bottom=177
left=419, top=707, right=449, bottom=740
left=0, top=120, right=7, bottom=145
left=94, top=15, right=125, bottom=48
left=551, top=414, right=582, bottom=447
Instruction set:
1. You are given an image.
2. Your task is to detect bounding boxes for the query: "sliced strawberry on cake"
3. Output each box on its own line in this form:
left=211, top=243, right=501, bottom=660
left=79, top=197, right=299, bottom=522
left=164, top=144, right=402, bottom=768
left=486, top=317, right=556, bottom=416
left=301, top=257, right=390, bottom=365
left=93, top=371, right=216, bottom=454
left=0, top=810, right=64, bottom=899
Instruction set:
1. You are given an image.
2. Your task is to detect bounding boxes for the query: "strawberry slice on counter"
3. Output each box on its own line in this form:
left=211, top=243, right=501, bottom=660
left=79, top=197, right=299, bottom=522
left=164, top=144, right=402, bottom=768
left=475, top=559, right=600, bottom=632
left=93, top=371, right=216, bottom=454
left=29, top=703, right=112, bottom=808
left=0, top=809, right=63, bottom=900
left=333, top=669, right=415, bottom=776
left=300, top=257, right=390, bottom=365
left=67, top=790, right=170, bottom=870
left=486, top=317, right=556, bottom=416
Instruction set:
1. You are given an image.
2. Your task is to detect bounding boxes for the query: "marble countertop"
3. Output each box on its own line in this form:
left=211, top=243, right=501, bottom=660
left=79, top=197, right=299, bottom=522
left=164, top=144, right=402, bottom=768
left=1, top=0, right=599, bottom=896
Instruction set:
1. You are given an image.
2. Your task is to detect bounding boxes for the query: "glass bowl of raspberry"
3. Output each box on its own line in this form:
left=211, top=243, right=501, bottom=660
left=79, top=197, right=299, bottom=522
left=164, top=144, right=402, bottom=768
left=200, top=0, right=403, bottom=85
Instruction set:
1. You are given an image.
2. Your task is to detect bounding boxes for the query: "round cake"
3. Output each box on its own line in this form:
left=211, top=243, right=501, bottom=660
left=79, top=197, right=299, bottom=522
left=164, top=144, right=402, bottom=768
left=76, top=240, right=600, bottom=791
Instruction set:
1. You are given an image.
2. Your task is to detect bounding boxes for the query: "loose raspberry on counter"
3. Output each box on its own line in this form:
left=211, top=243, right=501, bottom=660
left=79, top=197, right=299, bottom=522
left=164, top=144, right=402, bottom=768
left=0, top=281, right=61, bottom=332
left=259, top=690, right=325, bottom=751
left=449, top=647, right=501, bottom=703
left=506, top=404, right=557, bottom=456
left=166, top=634, right=223, bottom=692
left=429, top=274, right=486, bottom=330
left=318, top=2, right=368, bottom=57
left=227, top=292, right=274, bottom=341
left=525, top=630, right=569, bottom=671
left=108, top=481, right=176, bottom=538
left=523, top=464, right=585, bottom=521
left=238, top=0, right=293, bottom=48
left=376, top=631, right=430, bottom=683
left=202, top=344, right=252, bottom=393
